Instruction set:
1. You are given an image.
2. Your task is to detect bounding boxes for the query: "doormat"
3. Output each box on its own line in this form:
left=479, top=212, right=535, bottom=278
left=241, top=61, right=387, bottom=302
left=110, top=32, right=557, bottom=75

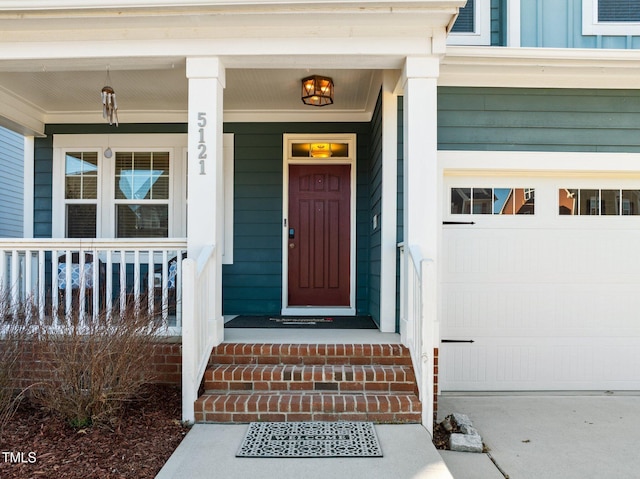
left=236, top=422, right=383, bottom=458
left=225, top=315, right=377, bottom=329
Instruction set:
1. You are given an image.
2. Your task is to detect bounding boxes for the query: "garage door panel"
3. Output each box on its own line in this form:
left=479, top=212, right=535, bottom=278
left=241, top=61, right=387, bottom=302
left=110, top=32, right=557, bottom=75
left=441, top=338, right=640, bottom=390
left=441, top=177, right=640, bottom=391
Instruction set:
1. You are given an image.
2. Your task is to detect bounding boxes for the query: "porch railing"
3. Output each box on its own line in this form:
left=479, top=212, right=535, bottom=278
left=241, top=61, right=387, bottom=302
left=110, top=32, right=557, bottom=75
left=399, top=242, right=437, bottom=433
left=0, top=238, right=187, bottom=335
left=181, top=243, right=222, bottom=423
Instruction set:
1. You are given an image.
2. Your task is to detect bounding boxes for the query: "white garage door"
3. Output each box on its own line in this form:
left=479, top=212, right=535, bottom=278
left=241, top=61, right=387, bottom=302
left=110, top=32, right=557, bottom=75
left=440, top=174, right=640, bottom=391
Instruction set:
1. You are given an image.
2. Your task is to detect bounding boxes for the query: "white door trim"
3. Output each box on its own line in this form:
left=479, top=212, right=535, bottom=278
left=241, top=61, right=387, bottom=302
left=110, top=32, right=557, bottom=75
left=281, top=133, right=357, bottom=316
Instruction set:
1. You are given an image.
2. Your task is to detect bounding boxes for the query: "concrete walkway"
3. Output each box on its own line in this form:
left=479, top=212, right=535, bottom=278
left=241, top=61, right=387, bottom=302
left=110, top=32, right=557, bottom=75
left=156, top=423, right=454, bottom=479
left=438, top=393, right=640, bottom=479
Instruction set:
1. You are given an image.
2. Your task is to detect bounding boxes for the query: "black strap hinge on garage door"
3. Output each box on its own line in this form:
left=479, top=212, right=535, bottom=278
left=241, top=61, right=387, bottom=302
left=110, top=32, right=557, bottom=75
left=442, top=221, right=476, bottom=225
left=441, top=339, right=475, bottom=343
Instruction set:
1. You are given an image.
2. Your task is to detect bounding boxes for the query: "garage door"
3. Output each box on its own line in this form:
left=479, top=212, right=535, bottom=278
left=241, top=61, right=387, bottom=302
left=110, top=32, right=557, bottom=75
left=440, top=175, right=640, bottom=391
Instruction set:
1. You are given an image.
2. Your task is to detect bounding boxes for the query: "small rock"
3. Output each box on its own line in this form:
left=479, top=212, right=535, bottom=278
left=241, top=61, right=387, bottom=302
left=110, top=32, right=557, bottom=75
left=450, top=433, right=483, bottom=453
left=452, top=413, right=473, bottom=430
left=459, top=424, right=478, bottom=436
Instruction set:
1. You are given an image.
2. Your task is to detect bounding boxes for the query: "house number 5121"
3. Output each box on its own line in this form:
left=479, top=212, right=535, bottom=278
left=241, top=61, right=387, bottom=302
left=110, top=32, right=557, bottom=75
left=197, top=112, right=207, bottom=175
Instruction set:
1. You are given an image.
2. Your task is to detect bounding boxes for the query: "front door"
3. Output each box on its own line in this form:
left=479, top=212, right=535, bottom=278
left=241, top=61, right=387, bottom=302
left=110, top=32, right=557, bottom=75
left=287, top=164, right=351, bottom=306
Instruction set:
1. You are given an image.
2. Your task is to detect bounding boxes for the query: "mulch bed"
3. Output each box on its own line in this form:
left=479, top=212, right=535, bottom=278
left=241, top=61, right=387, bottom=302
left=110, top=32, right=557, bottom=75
left=0, top=384, right=189, bottom=479
left=432, top=421, right=450, bottom=450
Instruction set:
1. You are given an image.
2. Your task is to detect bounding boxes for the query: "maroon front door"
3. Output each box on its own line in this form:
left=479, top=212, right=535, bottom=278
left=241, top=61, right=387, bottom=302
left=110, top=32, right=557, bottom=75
left=288, top=164, right=351, bottom=306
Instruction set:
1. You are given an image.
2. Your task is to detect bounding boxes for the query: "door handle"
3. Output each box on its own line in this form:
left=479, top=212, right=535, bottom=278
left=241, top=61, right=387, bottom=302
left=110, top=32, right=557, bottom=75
left=289, top=243, right=295, bottom=249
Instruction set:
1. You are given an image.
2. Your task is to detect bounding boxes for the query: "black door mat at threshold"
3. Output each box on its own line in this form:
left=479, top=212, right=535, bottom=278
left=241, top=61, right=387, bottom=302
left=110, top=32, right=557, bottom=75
left=236, top=421, right=383, bottom=458
left=225, top=315, right=378, bottom=329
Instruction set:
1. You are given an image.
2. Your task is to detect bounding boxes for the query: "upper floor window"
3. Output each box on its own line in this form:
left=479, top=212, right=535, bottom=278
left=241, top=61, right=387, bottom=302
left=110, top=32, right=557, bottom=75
left=583, top=0, right=640, bottom=35
left=447, top=0, right=491, bottom=46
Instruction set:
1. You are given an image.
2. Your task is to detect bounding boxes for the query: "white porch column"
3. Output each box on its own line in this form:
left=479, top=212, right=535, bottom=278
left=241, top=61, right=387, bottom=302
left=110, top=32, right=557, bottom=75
left=379, top=71, right=399, bottom=333
left=186, top=57, right=225, bottom=259
left=402, top=55, right=440, bottom=428
left=402, top=56, right=439, bottom=266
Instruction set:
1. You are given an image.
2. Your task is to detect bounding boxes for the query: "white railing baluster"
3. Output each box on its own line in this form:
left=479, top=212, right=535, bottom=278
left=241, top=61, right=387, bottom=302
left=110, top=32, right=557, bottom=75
left=133, top=249, right=140, bottom=314
left=10, top=250, right=19, bottom=319
left=119, top=250, right=126, bottom=317
left=175, top=249, right=183, bottom=329
left=91, top=248, right=99, bottom=320
left=79, top=250, right=86, bottom=322
left=52, top=251, right=59, bottom=322
left=161, top=250, right=168, bottom=325
left=38, top=250, right=45, bottom=321
left=147, top=249, right=154, bottom=317
left=64, top=249, right=72, bottom=318
left=24, top=250, right=32, bottom=320
left=105, top=250, right=113, bottom=318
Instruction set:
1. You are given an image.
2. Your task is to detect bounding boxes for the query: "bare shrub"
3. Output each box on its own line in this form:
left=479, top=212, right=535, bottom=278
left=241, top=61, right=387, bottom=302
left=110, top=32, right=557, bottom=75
left=33, top=297, right=163, bottom=429
left=0, top=292, right=34, bottom=441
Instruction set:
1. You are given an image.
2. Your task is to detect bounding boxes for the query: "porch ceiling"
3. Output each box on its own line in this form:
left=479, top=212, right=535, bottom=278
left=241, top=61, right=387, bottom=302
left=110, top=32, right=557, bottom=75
left=0, top=65, right=380, bottom=130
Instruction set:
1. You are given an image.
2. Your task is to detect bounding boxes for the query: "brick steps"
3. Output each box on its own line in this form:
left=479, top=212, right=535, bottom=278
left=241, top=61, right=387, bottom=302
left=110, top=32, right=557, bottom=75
left=194, top=342, right=421, bottom=424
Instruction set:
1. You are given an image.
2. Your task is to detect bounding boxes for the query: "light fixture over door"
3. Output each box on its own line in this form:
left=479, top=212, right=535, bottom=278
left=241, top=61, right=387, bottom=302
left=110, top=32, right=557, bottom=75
left=301, top=75, right=334, bottom=107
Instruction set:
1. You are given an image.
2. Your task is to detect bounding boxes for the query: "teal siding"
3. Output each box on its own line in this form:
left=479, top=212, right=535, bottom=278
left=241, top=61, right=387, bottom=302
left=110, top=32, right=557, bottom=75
left=438, top=87, right=640, bottom=151
left=222, top=122, right=371, bottom=316
left=368, top=91, right=383, bottom=327
left=0, top=127, right=24, bottom=237
left=521, top=0, right=640, bottom=48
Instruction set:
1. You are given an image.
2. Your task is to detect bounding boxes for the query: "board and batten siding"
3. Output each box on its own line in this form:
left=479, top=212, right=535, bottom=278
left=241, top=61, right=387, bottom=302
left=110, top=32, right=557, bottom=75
left=520, top=0, right=640, bottom=48
left=438, top=87, right=640, bottom=152
left=0, top=126, right=24, bottom=237
left=222, top=122, right=372, bottom=317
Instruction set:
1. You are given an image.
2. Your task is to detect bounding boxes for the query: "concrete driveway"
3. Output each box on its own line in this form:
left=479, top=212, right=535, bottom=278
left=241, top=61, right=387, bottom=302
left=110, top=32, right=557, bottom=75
left=437, top=393, right=640, bottom=479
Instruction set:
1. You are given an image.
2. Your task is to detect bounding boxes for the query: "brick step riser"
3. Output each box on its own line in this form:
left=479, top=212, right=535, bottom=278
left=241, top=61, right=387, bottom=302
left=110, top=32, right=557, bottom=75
left=194, top=392, right=422, bottom=424
left=209, top=344, right=413, bottom=367
left=203, top=365, right=417, bottom=394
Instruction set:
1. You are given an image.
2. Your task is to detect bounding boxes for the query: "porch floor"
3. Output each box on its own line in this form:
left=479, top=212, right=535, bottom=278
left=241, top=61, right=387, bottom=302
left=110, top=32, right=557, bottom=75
left=223, top=325, right=401, bottom=344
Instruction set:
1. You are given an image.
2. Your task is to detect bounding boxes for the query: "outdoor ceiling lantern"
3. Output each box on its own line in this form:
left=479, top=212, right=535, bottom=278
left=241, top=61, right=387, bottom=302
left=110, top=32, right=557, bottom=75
left=301, top=75, right=334, bottom=107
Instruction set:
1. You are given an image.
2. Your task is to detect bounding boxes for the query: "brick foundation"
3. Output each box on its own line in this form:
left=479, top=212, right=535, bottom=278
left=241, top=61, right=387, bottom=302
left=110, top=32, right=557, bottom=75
left=7, top=337, right=183, bottom=390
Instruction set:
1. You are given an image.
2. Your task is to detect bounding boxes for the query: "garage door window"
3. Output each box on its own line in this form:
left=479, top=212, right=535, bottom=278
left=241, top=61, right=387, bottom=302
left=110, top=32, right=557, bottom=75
left=559, top=188, right=640, bottom=215
left=451, top=187, right=535, bottom=215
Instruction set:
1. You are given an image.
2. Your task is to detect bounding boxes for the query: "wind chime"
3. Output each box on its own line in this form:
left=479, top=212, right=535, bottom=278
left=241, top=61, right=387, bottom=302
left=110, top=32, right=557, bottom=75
left=101, top=69, right=119, bottom=126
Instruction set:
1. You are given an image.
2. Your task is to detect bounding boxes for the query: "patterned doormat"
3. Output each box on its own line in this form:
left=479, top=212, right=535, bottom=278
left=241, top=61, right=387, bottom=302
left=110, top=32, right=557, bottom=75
left=236, top=422, right=383, bottom=458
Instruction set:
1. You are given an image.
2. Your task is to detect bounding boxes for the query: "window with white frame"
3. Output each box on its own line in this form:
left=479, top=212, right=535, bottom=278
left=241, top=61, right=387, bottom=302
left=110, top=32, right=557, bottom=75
left=583, top=0, right=640, bottom=35
left=53, top=134, right=187, bottom=239
left=447, top=0, right=491, bottom=46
